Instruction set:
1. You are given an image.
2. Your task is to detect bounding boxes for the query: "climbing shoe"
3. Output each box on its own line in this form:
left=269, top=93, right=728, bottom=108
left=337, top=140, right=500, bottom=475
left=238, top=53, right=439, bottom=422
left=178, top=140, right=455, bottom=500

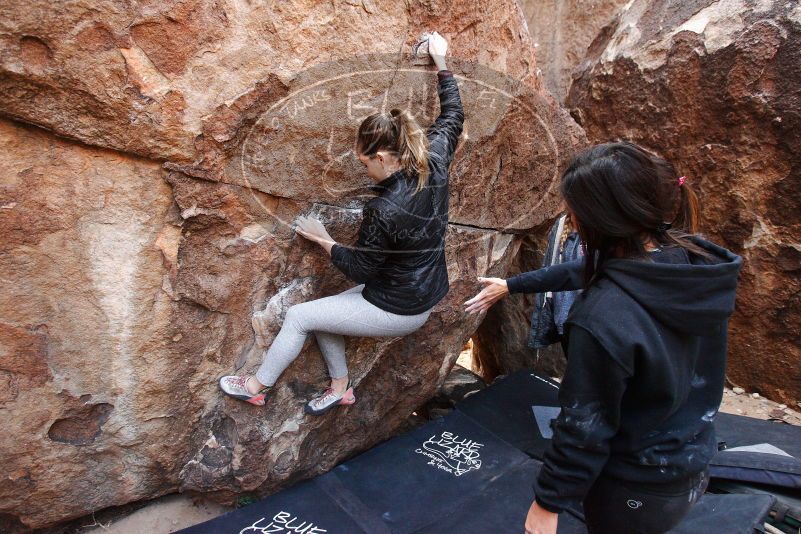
left=219, top=375, right=271, bottom=406
left=304, top=384, right=356, bottom=415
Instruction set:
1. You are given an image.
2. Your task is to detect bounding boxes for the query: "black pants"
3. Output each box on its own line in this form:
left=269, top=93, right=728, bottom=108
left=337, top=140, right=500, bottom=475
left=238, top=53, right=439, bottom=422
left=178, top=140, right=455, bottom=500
left=583, top=470, right=709, bottom=534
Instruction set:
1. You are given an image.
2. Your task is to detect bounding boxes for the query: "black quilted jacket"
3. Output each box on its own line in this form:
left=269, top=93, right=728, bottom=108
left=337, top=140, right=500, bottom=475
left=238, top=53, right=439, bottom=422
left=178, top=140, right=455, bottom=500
left=331, top=70, right=464, bottom=315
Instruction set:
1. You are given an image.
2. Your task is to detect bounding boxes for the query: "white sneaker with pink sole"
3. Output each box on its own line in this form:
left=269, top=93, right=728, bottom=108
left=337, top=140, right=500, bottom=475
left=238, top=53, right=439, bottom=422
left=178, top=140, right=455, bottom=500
left=304, top=384, right=356, bottom=415
left=219, top=375, right=270, bottom=406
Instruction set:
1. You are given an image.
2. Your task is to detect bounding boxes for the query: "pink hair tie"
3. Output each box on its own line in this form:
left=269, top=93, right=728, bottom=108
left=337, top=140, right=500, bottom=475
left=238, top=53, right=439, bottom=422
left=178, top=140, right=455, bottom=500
left=678, top=176, right=686, bottom=186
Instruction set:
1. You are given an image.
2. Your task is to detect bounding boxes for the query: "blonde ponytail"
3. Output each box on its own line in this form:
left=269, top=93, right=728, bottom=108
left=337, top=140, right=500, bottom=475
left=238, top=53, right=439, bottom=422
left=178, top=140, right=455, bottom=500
left=356, top=108, right=431, bottom=194
left=389, top=108, right=430, bottom=193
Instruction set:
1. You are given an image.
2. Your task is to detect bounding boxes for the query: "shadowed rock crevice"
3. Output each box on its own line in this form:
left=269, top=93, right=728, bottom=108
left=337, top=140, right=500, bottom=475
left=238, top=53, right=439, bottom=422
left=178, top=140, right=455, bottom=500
left=47, top=403, right=114, bottom=446
left=0, top=512, right=27, bottom=534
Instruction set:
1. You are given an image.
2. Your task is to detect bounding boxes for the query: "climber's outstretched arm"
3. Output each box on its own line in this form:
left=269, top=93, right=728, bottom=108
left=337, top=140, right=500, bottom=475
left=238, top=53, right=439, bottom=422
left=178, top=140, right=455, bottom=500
left=464, top=259, right=584, bottom=314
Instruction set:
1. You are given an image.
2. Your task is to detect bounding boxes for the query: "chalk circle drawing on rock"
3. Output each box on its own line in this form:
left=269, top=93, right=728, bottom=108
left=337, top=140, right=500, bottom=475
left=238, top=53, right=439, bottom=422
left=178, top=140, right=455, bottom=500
left=415, top=431, right=484, bottom=477
left=238, top=54, right=562, bottom=240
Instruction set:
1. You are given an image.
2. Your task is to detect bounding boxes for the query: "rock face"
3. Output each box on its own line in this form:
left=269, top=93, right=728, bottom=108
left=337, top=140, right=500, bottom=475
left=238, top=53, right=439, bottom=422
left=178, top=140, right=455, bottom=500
left=0, top=120, right=180, bottom=531
left=0, top=1, right=585, bottom=529
left=0, top=0, right=546, bottom=164
left=520, top=0, right=630, bottom=101
left=567, top=0, right=801, bottom=404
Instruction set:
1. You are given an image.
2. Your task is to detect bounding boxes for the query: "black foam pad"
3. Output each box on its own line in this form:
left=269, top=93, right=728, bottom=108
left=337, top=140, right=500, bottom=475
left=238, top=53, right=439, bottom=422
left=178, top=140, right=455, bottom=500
left=669, top=493, right=775, bottom=534
left=415, top=459, right=588, bottom=534
left=711, top=413, right=801, bottom=487
left=456, top=370, right=561, bottom=459
left=327, top=409, right=531, bottom=532
left=714, top=413, right=801, bottom=458
left=176, top=477, right=366, bottom=534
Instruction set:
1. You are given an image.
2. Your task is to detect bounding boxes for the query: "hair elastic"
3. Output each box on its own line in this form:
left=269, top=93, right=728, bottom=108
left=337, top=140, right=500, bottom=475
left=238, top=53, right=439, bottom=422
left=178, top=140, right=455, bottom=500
left=678, top=176, right=686, bottom=186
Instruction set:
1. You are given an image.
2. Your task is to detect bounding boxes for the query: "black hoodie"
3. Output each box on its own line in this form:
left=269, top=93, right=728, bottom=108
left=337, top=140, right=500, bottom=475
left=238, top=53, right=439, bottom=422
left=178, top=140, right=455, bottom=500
left=519, top=238, right=742, bottom=514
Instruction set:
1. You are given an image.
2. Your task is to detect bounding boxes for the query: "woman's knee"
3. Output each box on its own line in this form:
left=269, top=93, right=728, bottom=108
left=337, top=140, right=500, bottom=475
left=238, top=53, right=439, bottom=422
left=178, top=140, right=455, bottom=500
left=283, top=303, right=309, bottom=329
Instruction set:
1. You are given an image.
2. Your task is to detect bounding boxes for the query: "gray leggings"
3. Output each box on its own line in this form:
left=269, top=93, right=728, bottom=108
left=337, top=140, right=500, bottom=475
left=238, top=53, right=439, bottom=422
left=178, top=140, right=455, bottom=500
left=255, top=284, right=432, bottom=386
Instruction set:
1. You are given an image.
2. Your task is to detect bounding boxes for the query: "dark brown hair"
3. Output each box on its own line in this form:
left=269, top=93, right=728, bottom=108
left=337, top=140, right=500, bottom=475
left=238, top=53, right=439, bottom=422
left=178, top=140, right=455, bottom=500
left=356, top=108, right=430, bottom=193
left=560, top=141, right=705, bottom=286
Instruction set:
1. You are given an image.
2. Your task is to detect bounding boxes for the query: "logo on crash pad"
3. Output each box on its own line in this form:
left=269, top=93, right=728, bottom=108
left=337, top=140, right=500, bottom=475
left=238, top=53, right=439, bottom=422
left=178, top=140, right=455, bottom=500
left=239, top=511, right=327, bottom=534
left=415, top=431, right=484, bottom=476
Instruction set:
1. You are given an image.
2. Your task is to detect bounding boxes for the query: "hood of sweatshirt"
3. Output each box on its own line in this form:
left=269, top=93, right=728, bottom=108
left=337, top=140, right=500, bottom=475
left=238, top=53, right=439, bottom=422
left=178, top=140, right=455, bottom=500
left=601, top=237, right=742, bottom=337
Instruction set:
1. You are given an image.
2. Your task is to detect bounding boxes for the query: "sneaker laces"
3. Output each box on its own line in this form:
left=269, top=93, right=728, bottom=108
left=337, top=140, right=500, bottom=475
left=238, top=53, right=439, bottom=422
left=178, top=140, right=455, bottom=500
left=313, top=388, right=339, bottom=408
left=227, top=376, right=257, bottom=394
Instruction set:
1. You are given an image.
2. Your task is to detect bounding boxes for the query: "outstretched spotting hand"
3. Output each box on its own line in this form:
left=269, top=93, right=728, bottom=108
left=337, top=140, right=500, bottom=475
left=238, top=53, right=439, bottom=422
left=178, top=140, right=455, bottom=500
left=427, top=31, right=448, bottom=71
left=296, top=215, right=336, bottom=255
left=463, top=277, right=509, bottom=314
left=524, top=500, right=558, bottom=534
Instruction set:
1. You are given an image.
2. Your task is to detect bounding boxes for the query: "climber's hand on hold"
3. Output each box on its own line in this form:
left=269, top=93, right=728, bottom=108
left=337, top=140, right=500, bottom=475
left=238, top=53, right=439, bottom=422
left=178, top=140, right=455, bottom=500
left=463, top=277, right=509, bottom=314
left=427, top=31, right=448, bottom=71
left=296, top=216, right=335, bottom=254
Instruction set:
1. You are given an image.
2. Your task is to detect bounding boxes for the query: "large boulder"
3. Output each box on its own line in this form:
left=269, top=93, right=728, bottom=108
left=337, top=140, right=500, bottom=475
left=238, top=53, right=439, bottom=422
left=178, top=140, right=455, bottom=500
left=0, top=0, right=548, bottom=164
left=567, top=0, right=801, bottom=404
left=0, top=120, right=180, bottom=532
left=0, top=0, right=585, bottom=529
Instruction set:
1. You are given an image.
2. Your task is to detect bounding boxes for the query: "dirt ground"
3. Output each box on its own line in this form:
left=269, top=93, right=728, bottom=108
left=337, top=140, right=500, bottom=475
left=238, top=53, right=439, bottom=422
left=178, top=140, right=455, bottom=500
left=83, top=494, right=231, bottom=534
left=719, top=386, right=801, bottom=425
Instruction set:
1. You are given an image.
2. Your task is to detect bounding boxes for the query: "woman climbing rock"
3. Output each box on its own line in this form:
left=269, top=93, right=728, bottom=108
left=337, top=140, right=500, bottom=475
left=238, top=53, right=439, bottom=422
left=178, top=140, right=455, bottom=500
left=220, top=32, right=464, bottom=415
left=465, top=142, right=741, bottom=534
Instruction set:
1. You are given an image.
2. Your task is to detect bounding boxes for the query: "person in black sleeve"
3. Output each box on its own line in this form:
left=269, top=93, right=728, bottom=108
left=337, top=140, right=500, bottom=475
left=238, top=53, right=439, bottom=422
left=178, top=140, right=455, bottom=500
left=219, top=32, right=464, bottom=415
left=465, top=142, right=741, bottom=534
